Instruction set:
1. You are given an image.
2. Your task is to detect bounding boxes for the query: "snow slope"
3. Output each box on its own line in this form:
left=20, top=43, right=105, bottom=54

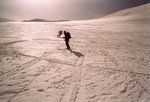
left=0, top=3, right=150, bottom=102
left=107, top=3, right=149, bottom=16
left=104, top=3, right=150, bottom=22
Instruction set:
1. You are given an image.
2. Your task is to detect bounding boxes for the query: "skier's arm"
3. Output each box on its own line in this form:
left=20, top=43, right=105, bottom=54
left=58, top=37, right=65, bottom=39
left=57, top=31, right=62, bottom=37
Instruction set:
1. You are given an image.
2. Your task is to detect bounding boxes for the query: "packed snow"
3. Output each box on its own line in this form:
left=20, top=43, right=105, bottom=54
left=0, top=3, right=150, bottom=102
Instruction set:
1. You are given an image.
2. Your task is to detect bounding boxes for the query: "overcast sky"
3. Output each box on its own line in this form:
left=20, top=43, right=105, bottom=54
left=0, top=0, right=149, bottom=20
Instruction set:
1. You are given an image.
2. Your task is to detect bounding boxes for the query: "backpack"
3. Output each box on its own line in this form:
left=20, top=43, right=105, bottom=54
left=67, top=32, right=71, bottom=38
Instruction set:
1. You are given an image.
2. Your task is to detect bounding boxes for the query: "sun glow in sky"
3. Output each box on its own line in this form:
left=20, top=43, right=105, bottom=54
left=1, top=0, right=68, bottom=20
left=20, top=0, right=52, bottom=4
left=12, top=0, right=60, bottom=9
left=1, top=0, right=89, bottom=20
left=9, top=0, right=58, bottom=5
left=0, top=0, right=149, bottom=20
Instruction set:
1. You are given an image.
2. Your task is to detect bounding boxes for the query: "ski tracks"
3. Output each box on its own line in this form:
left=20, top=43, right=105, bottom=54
left=61, top=56, right=85, bottom=102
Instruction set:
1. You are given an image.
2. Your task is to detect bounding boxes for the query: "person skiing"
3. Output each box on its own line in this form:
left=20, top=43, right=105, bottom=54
left=57, top=30, right=71, bottom=50
left=64, top=31, right=71, bottom=50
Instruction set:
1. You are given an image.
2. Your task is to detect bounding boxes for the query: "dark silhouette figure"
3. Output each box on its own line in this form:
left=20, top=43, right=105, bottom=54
left=57, top=30, right=63, bottom=37
left=64, top=31, right=71, bottom=50
left=57, top=30, right=71, bottom=50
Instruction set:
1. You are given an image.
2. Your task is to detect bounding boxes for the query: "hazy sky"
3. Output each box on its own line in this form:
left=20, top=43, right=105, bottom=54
left=0, top=0, right=149, bottom=20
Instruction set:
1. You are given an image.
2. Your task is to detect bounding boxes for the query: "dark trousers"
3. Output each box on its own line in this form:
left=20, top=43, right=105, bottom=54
left=65, top=39, right=70, bottom=49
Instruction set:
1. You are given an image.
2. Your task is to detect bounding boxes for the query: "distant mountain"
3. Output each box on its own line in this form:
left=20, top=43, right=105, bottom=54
left=23, top=19, right=50, bottom=22
left=0, top=17, right=14, bottom=22
left=54, top=20, right=70, bottom=22
left=23, top=19, right=70, bottom=22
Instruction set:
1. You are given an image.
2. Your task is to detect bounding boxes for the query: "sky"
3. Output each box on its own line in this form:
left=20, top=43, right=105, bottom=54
left=0, top=0, right=149, bottom=20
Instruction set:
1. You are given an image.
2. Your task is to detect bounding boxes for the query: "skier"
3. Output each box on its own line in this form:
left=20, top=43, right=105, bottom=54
left=57, top=30, right=71, bottom=50
left=64, top=31, right=71, bottom=50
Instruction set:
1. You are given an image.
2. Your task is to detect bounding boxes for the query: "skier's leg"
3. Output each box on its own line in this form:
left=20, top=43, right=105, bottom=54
left=65, top=40, right=70, bottom=49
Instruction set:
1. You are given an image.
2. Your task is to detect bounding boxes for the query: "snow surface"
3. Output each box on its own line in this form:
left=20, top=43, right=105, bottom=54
left=0, top=3, right=150, bottom=102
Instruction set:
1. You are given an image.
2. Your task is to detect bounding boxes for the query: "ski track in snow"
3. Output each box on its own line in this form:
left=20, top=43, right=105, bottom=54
left=0, top=4, right=150, bottom=102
